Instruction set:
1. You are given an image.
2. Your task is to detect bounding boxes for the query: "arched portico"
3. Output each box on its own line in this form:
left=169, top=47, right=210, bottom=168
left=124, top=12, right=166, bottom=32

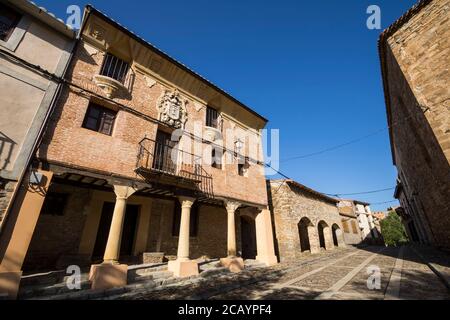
left=298, top=217, right=313, bottom=253
left=317, top=220, right=333, bottom=250
left=331, top=223, right=344, bottom=247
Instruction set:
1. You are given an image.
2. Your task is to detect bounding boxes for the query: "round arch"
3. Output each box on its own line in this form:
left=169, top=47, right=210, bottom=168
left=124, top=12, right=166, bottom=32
left=331, top=223, right=341, bottom=247
left=298, top=217, right=314, bottom=253
left=317, top=220, right=329, bottom=249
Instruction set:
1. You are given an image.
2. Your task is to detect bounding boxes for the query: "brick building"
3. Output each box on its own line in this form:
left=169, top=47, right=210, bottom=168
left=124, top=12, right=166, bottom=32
left=0, top=5, right=277, bottom=298
left=268, top=179, right=345, bottom=262
left=379, top=0, right=450, bottom=250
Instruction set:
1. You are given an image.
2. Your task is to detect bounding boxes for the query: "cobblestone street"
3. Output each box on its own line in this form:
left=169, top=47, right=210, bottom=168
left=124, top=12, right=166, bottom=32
left=106, top=246, right=450, bottom=300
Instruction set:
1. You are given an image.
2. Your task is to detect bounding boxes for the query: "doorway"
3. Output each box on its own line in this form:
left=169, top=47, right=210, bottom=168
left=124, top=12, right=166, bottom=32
left=318, top=220, right=328, bottom=249
left=153, top=130, right=176, bottom=172
left=331, top=224, right=340, bottom=247
left=92, top=202, right=140, bottom=261
left=240, top=216, right=257, bottom=259
left=298, top=217, right=313, bottom=252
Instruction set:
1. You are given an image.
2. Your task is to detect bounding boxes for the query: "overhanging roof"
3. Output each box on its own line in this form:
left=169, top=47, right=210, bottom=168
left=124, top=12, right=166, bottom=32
left=270, top=179, right=339, bottom=204
left=8, top=0, right=76, bottom=39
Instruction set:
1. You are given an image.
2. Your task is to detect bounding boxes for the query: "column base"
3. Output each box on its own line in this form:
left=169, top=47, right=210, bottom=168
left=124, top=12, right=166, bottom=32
left=256, top=254, right=278, bottom=266
left=220, top=257, right=244, bottom=273
left=168, top=259, right=199, bottom=278
left=89, top=263, right=128, bottom=290
left=0, top=271, right=22, bottom=299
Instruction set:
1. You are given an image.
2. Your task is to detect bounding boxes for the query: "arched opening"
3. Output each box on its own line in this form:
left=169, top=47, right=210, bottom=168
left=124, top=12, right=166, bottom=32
left=240, top=215, right=257, bottom=259
left=298, top=217, right=313, bottom=252
left=331, top=224, right=340, bottom=247
left=317, top=220, right=328, bottom=249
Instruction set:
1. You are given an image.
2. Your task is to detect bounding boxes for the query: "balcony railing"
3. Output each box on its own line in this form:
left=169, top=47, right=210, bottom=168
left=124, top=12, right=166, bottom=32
left=136, top=138, right=213, bottom=197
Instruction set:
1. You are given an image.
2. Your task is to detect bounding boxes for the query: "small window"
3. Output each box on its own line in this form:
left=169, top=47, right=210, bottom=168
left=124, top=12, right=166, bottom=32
left=100, top=53, right=129, bottom=84
left=211, top=148, right=222, bottom=169
left=237, top=156, right=249, bottom=176
left=206, top=106, right=219, bottom=128
left=0, top=3, right=21, bottom=42
left=342, top=220, right=349, bottom=233
left=172, top=201, right=199, bottom=237
left=41, top=192, right=69, bottom=216
left=82, top=102, right=117, bottom=135
left=351, top=220, right=358, bottom=234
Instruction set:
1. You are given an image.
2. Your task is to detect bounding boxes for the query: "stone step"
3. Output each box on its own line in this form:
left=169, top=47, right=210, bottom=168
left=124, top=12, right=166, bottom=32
left=128, top=270, right=173, bottom=283
left=19, top=278, right=91, bottom=299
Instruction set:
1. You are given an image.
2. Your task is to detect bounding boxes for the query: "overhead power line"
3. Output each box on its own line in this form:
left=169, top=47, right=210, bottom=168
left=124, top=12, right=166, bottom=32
left=370, top=200, right=398, bottom=205
left=324, top=187, right=395, bottom=197
left=280, top=109, right=421, bottom=163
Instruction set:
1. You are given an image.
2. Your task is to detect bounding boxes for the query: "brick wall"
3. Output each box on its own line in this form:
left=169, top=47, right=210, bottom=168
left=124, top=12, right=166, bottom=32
left=383, top=0, right=450, bottom=249
left=151, top=200, right=229, bottom=259
left=38, top=40, right=268, bottom=206
left=22, top=183, right=91, bottom=271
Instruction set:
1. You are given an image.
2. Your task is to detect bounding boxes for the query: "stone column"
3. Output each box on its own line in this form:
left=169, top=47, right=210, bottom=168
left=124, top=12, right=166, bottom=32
left=225, top=200, right=240, bottom=257
left=176, top=196, right=194, bottom=261
left=168, top=196, right=199, bottom=277
left=255, top=208, right=278, bottom=266
left=220, top=200, right=244, bottom=272
left=103, top=185, right=137, bottom=263
left=89, top=185, right=137, bottom=290
left=0, top=170, right=53, bottom=299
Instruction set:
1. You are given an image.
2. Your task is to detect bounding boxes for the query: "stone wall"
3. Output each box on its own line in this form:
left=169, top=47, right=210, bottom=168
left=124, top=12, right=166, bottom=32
left=382, top=0, right=450, bottom=249
left=340, top=215, right=362, bottom=245
left=268, top=180, right=344, bottom=262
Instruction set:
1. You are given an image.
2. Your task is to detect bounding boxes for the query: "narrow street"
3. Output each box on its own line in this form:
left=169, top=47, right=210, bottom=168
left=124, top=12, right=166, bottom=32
left=110, top=246, right=450, bottom=300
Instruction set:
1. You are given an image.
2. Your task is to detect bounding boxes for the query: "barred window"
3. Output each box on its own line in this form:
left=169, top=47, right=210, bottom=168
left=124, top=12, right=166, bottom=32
left=0, top=3, right=21, bottom=42
left=206, top=106, right=219, bottom=128
left=100, top=53, right=129, bottom=84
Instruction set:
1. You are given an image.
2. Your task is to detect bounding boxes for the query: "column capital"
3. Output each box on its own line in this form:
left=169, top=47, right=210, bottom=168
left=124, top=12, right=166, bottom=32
left=178, top=196, right=196, bottom=208
left=113, top=185, right=138, bottom=199
left=224, top=200, right=241, bottom=213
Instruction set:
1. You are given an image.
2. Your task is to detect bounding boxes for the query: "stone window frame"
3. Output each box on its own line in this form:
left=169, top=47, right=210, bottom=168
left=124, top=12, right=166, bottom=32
left=0, top=4, right=31, bottom=52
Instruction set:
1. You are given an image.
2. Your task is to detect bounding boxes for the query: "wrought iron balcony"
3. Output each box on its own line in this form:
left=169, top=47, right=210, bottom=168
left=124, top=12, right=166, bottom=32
left=135, top=138, right=213, bottom=197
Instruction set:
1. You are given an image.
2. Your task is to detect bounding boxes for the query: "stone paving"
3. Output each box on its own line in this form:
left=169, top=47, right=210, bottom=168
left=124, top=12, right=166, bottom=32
left=102, top=246, right=450, bottom=300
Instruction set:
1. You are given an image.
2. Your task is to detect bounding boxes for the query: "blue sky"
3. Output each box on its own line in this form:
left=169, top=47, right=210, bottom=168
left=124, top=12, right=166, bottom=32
left=35, top=0, right=418, bottom=210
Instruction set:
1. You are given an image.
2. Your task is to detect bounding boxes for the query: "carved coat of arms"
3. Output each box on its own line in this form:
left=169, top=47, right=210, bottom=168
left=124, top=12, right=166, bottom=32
left=157, top=89, right=188, bottom=129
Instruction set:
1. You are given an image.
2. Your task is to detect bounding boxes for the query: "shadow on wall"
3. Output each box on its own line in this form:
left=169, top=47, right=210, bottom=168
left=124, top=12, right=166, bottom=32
left=385, top=44, right=450, bottom=248
left=0, top=132, right=17, bottom=170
